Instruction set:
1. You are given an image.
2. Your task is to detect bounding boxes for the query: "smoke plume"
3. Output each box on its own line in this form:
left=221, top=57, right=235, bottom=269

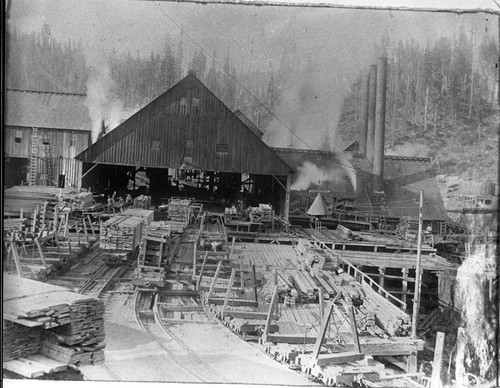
left=84, top=48, right=125, bottom=143
left=291, top=160, right=356, bottom=192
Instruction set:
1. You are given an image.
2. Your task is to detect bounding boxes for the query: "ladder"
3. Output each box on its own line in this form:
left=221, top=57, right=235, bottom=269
left=29, top=127, right=39, bottom=185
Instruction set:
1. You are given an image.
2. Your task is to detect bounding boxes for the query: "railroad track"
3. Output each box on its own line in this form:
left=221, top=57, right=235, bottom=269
left=134, top=290, right=232, bottom=383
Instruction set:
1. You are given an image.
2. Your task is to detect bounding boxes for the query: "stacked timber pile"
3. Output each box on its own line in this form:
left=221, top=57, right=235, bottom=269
left=249, top=204, right=273, bottom=223
left=167, top=198, right=192, bottom=224
left=119, top=208, right=154, bottom=231
left=3, top=218, right=26, bottom=233
left=3, top=321, right=42, bottom=361
left=4, top=186, right=76, bottom=214
left=71, top=192, right=94, bottom=211
left=133, top=195, right=151, bottom=209
left=3, top=275, right=105, bottom=365
left=144, top=221, right=172, bottom=237
left=361, top=282, right=411, bottom=336
left=100, top=215, right=143, bottom=251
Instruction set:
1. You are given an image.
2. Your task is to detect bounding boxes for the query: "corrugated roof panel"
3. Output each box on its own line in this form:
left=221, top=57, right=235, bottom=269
left=5, top=89, right=92, bottom=131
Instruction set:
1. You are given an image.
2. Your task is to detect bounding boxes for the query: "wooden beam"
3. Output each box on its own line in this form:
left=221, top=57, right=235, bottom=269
left=196, top=252, right=209, bottom=291
left=223, top=311, right=279, bottom=320
left=316, top=351, right=364, bottom=366
left=208, top=298, right=258, bottom=308
left=347, top=304, right=361, bottom=353
left=207, top=261, right=222, bottom=299
left=264, top=334, right=319, bottom=344
left=319, top=287, right=325, bottom=323
left=251, top=263, right=258, bottom=302
left=263, top=285, right=278, bottom=342
left=192, top=242, right=197, bottom=281
left=431, top=332, right=445, bottom=388
left=81, top=163, right=100, bottom=179
left=222, top=268, right=237, bottom=316
left=285, top=175, right=291, bottom=223
left=34, top=237, right=46, bottom=267
left=9, top=241, right=23, bottom=277
left=312, top=303, right=334, bottom=359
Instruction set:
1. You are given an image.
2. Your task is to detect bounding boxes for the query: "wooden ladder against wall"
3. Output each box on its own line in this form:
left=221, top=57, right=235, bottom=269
left=41, top=134, right=54, bottom=186
left=29, top=127, right=39, bottom=186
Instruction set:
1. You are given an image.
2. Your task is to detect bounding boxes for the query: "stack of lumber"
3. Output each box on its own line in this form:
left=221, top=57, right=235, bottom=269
left=3, top=275, right=106, bottom=365
left=163, top=221, right=186, bottom=234
left=70, top=192, right=94, bottom=211
left=4, top=186, right=76, bottom=214
left=119, top=208, right=154, bottom=230
left=167, top=198, right=192, bottom=223
left=144, top=221, right=172, bottom=237
left=136, top=234, right=173, bottom=286
left=2, top=321, right=42, bottom=361
left=289, top=270, right=318, bottom=297
left=100, top=215, right=143, bottom=251
left=361, top=282, right=411, bottom=336
left=133, top=195, right=151, bottom=209
left=249, top=204, right=273, bottom=223
left=198, top=232, right=227, bottom=252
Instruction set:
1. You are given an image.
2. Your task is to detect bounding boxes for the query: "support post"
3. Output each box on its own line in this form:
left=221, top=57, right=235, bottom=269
left=9, top=240, right=23, bottom=277
left=366, top=65, right=377, bottom=163
left=402, top=268, right=409, bottom=305
left=409, top=190, right=424, bottom=373
left=347, top=304, right=361, bottom=353
left=312, top=303, right=334, bottom=359
left=222, top=268, right=236, bottom=317
left=196, top=252, right=209, bottom=291
left=378, top=267, right=386, bottom=294
left=319, top=287, right=325, bottom=323
left=35, top=237, right=46, bottom=267
left=207, top=261, right=222, bottom=300
left=284, top=175, right=291, bottom=223
left=192, top=242, right=197, bottom=281
left=229, top=237, right=236, bottom=260
left=263, top=285, right=279, bottom=342
left=251, top=263, right=258, bottom=303
left=431, top=332, right=445, bottom=388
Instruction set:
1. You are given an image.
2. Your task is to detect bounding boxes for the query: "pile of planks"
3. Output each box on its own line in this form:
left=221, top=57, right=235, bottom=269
left=100, top=215, right=143, bottom=251
left=119, top=208, right=154, bottom=231
left=3, top=321, right=42, bottom=362
left=143, top=221, right=172, bottom=237
left=70, top=192, right=94, bottom=211
left=4, top=275, right=106, bottom=365
left=133, top=195, right=151, bottom=209
left=249, top=204, right=273, bottom=223
left=136, top=234, right=172, bottom=287
left=3, top=218, right=26, bottom=233
left=361, top=282, right=411, bottom=336
left=167, top=198, right=192, bottom=223
left=289, top=270, right=319, bottom=298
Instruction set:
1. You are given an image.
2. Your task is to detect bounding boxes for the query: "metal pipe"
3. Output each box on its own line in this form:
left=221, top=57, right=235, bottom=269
left=359, top=72, right=370, bottom=155
left=366, top=65, right=377, bottom=163
left=373, top=57, right=388, bottom=191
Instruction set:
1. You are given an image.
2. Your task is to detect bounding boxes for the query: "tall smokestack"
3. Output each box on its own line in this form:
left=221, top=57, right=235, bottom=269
left=359, top=73, right=370, bottom=155
left=366, top=65, right=377, bottom=163
left=373, top=57, right=388, bottom=191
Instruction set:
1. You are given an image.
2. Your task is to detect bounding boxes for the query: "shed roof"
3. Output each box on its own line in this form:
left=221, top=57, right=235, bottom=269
left=76, top=74, right=293, bottom=176
left=5, top=89, right=91, bottom=131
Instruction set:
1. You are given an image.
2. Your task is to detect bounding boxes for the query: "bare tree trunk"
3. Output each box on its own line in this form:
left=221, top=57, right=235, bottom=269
left=424, top=86, right=429, bottom=132
left=392, top=76, right=398, bottom=149
left=469, top=36, right=475, bottom=118
left=433, top=106, right=438, bottom=138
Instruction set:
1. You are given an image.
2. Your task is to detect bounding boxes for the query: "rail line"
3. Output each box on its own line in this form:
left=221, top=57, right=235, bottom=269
left=134, top=290, right=232, bottom=383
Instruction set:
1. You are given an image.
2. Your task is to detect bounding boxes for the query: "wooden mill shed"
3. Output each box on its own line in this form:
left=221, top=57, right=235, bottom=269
left=76, top=72, right=294, bottom=215
left=4, top=89, right=92, bottom=189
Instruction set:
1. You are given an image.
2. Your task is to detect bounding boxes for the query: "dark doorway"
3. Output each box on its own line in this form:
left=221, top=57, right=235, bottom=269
left=4, top=157, right=29, bottom=187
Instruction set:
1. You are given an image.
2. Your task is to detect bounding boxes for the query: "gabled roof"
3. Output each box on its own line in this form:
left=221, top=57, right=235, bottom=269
left=234, top=110, right=264, bottom=138
left=5, top=89, right=91, bottom=131
left=76, top=73, right=293, bottom=176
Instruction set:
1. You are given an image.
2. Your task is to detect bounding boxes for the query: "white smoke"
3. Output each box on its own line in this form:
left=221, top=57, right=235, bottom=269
left=84, top=48, right=125, bottom=143
left=290, top=160, right=356, bottom=192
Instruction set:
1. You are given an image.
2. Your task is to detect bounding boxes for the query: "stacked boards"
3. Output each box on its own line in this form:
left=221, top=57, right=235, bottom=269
left=100, top=215, right=143, bottom=251
left=167, top=198, right=192, bottom=224
left=3, top=275, right=105, bottom=365
left=249, top=204, right=273, bottom=223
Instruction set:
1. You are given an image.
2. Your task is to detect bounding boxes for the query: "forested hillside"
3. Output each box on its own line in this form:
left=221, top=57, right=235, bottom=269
left=6, top=24, right=499, bottom=181
left=339, top=28, right=499, bottom=181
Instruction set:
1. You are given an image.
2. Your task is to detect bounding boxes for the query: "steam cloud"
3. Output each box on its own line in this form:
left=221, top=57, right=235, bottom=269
left=291, top=159, right=356, bottom=193
left=84, top=49, right=126, bottom=143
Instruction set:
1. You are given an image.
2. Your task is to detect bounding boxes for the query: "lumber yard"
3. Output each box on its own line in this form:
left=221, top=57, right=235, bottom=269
left=3, top=9, right=498, bottom=387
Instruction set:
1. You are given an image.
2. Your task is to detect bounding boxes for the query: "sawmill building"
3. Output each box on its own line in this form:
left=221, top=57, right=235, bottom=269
left=4, top=89, right=92, bottom=189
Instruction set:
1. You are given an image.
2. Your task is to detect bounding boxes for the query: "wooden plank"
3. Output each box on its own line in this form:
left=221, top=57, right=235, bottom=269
left=251, top=263, right=258, bottom=302
left=2, top=359, right=46, bottom=378
left=312, top=303, right=334, bottom=359
left=207, top=261, right=222, bottom=299
left=431, top=332, right=445, bottom=388
left=224, top=311, right=279, bottom=320
left=208, top=298, right=258, bottom=308
left=222, top=268, right=237, bottom=316
left=346, top=303, right=361, bottom=353
left=265, top=334, right=320, bottom=344
left=196, top=252, right=209, bottom=291
left=263, top=285, right=279, bottom=342
left=316, top=351, right=364, bottom=366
